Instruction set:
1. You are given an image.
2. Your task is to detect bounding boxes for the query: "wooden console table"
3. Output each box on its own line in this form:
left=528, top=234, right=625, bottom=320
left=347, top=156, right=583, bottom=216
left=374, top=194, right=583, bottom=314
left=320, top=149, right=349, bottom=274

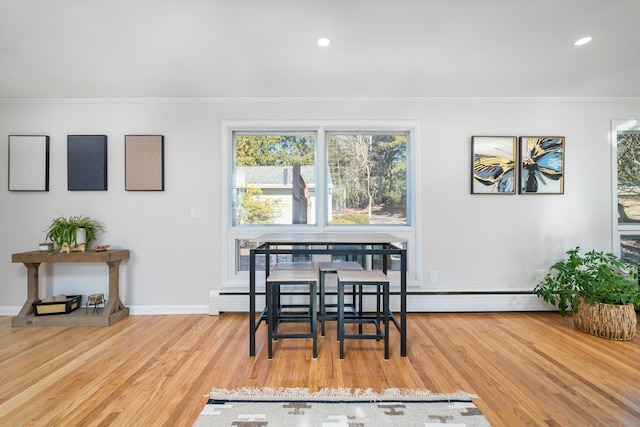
left=11, top=249, right=130, bottom=327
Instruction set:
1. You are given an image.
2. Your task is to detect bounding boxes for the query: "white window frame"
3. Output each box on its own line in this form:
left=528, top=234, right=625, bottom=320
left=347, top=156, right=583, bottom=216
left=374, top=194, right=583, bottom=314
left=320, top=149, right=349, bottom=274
left=220, top=120, right=422, bottom=289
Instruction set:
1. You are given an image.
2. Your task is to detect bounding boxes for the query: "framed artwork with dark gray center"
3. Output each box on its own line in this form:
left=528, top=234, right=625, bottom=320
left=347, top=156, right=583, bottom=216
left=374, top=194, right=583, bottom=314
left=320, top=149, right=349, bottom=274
left=67, top=135, right=108, bottom=191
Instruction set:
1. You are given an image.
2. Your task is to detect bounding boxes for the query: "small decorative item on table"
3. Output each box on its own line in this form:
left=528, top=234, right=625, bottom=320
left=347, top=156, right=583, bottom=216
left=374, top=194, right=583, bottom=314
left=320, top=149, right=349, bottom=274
left=60, top=243, right=85, bottom=253
left=86, top=293, right=106, bottom=314
left=92, top=245, right=111, bottom=252
left=39, top=242, right=54, bottom=252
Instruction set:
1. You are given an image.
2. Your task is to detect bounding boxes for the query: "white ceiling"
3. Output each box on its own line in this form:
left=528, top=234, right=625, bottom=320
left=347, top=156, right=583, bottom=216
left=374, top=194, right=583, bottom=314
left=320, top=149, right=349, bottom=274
left=1, top=0, right=639, bottom=99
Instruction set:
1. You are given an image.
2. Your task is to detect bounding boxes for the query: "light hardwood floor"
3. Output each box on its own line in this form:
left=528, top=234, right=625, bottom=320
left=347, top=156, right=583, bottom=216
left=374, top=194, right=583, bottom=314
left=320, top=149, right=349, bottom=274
left=0, top=312, right=639, bottom=426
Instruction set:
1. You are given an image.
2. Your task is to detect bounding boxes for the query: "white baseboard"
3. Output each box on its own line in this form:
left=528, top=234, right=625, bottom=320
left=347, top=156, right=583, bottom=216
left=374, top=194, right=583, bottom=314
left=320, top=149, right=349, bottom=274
left=128, top=305, right=210, bottom=315
left=0, top=306, right=21, bottom=316
left=0, top=305, right=211, bottom=316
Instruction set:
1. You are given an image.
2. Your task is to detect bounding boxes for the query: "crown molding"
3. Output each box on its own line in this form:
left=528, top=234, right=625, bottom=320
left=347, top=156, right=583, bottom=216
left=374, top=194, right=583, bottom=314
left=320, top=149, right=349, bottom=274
left=2, top=96, right=640, bottom=104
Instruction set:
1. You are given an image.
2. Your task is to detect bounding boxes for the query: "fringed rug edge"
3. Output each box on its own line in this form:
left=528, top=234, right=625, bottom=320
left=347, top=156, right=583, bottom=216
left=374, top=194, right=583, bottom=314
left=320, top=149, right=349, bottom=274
left=205, top=387, right=478, bottom=402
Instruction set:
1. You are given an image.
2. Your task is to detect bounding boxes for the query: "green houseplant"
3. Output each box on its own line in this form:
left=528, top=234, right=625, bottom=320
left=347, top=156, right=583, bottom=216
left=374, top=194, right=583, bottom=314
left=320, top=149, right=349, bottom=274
left=44, top=215, right=105, bottom=250
left=534, top=246, right=640, bottom=340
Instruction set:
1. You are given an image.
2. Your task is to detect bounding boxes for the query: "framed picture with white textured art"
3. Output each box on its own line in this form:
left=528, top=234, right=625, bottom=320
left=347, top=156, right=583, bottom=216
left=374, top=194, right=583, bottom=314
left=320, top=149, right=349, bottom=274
left=8, top=135, right=50, bottom=191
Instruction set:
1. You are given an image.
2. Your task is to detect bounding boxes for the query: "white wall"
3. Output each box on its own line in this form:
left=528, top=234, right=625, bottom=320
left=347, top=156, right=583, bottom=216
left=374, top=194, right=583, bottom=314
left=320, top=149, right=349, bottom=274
left=1, top=98, right=638, bottom=314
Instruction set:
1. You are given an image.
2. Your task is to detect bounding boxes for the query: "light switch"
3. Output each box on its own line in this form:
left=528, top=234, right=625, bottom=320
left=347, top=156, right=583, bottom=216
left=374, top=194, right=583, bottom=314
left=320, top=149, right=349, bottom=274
left=190, top=208, right=201, bottom=219
left=429, top=271, right=438, bottom=283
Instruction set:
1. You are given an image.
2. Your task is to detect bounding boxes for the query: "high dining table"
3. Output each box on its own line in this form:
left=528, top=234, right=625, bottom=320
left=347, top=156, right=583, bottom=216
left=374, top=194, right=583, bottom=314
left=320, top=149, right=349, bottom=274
left=248, top=232, right=407, bottom=357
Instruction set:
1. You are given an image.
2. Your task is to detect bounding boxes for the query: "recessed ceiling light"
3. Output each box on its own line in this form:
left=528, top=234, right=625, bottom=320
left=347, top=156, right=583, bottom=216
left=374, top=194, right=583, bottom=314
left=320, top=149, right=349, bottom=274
left=317, top=37, right=331, bottom=47
left=574, top=36, right=592, bottom=46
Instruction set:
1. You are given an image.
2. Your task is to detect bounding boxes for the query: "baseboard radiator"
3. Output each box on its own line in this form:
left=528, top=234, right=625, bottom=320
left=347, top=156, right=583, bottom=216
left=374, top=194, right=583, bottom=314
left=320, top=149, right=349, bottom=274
left=209, top=289, right=551, bottom=315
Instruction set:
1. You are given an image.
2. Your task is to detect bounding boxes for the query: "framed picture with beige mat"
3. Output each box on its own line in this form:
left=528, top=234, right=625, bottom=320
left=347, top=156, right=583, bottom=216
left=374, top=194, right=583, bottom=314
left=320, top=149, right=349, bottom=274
left=125, top=135, right=164, bottom=191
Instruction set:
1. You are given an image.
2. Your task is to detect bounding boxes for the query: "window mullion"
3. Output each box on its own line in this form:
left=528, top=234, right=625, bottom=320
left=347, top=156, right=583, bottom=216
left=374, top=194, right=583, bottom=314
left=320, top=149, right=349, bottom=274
left=316, top=126, right=327, bottom=229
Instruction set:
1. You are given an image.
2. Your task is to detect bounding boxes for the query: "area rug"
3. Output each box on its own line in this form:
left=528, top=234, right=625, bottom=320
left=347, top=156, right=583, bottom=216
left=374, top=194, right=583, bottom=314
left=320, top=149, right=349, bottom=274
left=194, top=387, right=491, bottom=426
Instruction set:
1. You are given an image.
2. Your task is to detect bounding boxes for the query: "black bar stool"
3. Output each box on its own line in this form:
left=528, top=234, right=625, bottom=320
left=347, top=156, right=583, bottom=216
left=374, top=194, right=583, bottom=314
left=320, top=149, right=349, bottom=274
left=337, top=270, right=390, bottom=360
left=318, top=261, right=363, bottom=336
left=266, top=268, right=318, bottom=359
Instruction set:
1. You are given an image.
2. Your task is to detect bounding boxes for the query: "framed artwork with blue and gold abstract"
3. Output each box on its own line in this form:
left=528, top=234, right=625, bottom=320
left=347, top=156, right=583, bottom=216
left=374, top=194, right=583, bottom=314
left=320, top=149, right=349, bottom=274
left=471, top=136, right=517, bottom=194
left=519, top=136, right=564, bottom=194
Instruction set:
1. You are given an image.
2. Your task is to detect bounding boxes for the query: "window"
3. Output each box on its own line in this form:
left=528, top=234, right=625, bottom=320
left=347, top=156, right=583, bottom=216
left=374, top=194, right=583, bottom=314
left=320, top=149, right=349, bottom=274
left=616, top=130, right=640, bottom=225
left=327, top=132, right=408, bottom=225
left=231, top=131, right=408, bottom=228
left=613, top=120, right=640, bottom=263
left=222, top=121, right=419, bottom=284
left=233, top=132, right=317, bottom=226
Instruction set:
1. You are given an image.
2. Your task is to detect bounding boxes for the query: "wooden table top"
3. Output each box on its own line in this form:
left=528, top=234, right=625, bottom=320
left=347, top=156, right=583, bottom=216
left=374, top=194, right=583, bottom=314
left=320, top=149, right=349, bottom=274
left=12, top=249, right=130, bottom=263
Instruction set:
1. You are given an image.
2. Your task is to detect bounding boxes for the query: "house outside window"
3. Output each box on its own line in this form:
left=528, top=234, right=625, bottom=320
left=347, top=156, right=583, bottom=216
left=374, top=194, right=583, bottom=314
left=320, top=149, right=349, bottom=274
left=233, top=132, right=317, bottom=226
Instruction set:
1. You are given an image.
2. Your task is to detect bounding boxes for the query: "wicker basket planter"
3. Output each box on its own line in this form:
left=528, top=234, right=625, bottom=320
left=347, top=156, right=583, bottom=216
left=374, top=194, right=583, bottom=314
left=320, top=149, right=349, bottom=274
left=573, top=297, right=637, bottom=341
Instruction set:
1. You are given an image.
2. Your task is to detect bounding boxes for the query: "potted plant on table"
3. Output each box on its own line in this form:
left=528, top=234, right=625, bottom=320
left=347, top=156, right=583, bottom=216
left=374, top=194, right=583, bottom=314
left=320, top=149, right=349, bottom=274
left=44, top=215, right=105, bottom=252
left=534, top=246, right=640, bottom=340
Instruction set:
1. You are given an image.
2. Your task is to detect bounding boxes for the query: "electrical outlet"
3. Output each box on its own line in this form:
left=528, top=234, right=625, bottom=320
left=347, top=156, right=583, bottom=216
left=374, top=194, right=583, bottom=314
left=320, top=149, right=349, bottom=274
left=429, top=270, right=438, bottom=283
left=536, top=269, right=545, bottom=281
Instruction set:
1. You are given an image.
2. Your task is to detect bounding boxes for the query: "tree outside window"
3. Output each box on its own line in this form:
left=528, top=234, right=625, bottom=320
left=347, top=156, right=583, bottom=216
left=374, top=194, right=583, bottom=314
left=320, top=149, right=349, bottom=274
left=616, top=130, right=640, bottom=265
left=617, top=132, right=640, bottom=224
left=328, top=132, right=407, bottom=225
